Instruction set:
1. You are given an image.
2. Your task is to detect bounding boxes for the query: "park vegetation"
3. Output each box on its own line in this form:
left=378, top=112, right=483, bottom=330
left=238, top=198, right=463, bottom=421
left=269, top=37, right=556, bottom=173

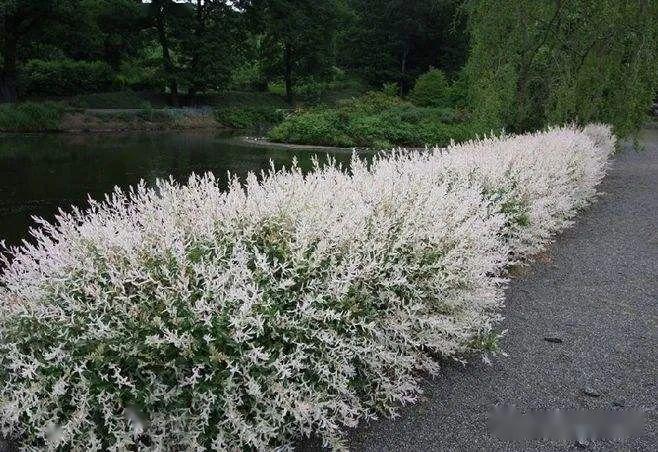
left=0, top=2, right=643, bottom=446
left=0, top=1, right=654, bottom=140
left=268, top=72, right=476, bottom=148
left=0, top=124, right=615, bottom=448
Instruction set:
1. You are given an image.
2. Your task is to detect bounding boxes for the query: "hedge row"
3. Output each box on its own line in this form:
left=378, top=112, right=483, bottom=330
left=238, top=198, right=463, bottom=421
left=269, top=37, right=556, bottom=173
left=18, top=59, right=114, bottom=97
left=0, top=125, right=614, bottom=449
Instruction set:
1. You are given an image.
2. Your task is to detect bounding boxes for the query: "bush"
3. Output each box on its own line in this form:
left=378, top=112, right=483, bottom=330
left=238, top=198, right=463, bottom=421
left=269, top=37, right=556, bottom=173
left=114, top=55, right=164, bottom=92
left=230, top=61, right=268, bottom=91
left=18, top=59, right=114, bottom=97
left=338, top=91, right=405, bottom=114
left=214, top=106, right=286, bottom=129
left=447, top=69, right=470, bottom=108
left=409, top=68, right=451, bottom=108
left=67, top=91, right=150, bottom=109
left=382, top=82, right=400, bottom=97
left=268, top=78, right=367, bottom=104
left=210, top=91, right=288, bottom=109
left=0, top=126, right=614, bottom=449
left=269, top=92, right=485, bottom=148
left=0, top=101, right=65, bottom=132
left=268, top=109, right=353, bottom=146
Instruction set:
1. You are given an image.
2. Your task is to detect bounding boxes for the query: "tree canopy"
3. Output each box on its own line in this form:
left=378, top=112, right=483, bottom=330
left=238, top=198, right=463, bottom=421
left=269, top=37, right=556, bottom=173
left=465, top=0, right=657, bottom=136
left=1, top=0, right=655, bottom=136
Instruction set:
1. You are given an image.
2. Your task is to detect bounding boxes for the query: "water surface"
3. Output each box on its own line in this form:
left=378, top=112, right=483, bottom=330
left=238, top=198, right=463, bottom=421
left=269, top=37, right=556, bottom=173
left=0, top=131, right=357, bottom=246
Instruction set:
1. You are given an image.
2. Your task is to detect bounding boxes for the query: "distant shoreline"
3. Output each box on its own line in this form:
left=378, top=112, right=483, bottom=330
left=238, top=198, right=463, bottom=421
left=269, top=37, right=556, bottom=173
left=240, top=136, right=356, bottom=152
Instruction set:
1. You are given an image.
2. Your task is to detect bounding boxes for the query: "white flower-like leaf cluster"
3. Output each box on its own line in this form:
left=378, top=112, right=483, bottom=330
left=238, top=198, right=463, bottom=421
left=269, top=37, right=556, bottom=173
left=0, top=124, right=615, bottom=450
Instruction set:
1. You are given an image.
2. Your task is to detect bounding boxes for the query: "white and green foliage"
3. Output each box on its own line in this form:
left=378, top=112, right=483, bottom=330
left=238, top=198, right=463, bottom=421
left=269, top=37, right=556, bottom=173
left=0, top=125, right=614, bottom=449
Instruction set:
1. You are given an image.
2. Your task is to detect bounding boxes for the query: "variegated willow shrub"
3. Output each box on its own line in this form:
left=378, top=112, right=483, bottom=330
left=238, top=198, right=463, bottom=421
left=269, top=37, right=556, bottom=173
left=0, top=125, right=614, bottom=450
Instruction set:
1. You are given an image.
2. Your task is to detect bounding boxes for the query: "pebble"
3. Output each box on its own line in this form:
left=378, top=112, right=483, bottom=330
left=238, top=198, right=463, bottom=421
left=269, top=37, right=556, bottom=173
left=543, top=334, right=563, bottom=343
left=581, top=386, right=602, bottom=397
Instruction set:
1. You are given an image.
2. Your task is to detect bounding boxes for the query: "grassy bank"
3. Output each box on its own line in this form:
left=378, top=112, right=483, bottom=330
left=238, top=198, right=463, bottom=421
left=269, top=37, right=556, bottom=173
left=60, top=108, right=220, bottom=132
left=268, top=91, right=486, bottom=148
left=3, top=79, right=484, bottom=142
left=211, top=91, right=289, bottom=129
left=2, top=90, right=292, bottom=133
left=0, top=102, right=65, bottom=132
left=0, top=103, right=221, bottom=133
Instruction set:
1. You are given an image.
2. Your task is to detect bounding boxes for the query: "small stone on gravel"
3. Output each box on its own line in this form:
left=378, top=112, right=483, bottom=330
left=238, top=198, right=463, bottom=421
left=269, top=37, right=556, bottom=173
left=581, top=386, right=602, bottom=397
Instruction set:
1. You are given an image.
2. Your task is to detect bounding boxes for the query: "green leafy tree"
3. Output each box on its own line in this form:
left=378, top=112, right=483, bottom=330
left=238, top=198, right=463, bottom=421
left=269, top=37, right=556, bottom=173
left=146, top=0, right=188, bottom=104
left=410, top=68, right=451, bottom=107
left=243, top=0, right=342, bottom=104
left=84, top=0, right=145, bottom=69
left=145, top=1, right=245, bottom=103
left=181, top=0, right=244, bottom=96
left=466, top=0, right=658, bottom=136
left=339, top=0, right=468, bottom=91
left=0, top=0, right=83, bottom=102
left=0, top=0, right=144, bottom=102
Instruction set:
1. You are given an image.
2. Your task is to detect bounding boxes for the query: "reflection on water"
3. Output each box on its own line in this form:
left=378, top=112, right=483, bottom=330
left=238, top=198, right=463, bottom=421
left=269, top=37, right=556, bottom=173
left=0, top=131, right=358, bottom=246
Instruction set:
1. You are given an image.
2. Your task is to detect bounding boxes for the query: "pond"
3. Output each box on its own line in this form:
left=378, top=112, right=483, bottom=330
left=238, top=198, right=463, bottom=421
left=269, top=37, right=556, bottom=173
left=0, top=131, right=358, bottom=246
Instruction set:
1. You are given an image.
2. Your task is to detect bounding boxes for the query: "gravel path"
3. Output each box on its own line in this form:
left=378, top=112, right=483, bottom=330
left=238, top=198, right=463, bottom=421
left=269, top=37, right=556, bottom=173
left=346, top=128, right=657, bottom=451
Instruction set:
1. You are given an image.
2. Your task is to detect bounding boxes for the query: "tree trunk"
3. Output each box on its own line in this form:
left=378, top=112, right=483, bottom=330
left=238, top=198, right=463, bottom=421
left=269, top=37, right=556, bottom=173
left=155, top=0, right=178, bottom=106
left=188, top=0, right=204, bottom=98
left=0, top=29, right=18, bottom=103
left=0, top=70, right=18, bottom=105
left=400, top=39, right=409, bottom=92
left=284, top=42, right=293, bottom=105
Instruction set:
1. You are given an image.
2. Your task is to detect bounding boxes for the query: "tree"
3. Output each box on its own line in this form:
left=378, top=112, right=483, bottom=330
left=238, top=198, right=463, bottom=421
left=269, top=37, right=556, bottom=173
left=0, top=0, right=143, bottom=102
left=146, top=0, right=186, bottom=104
left=181, top=0, right=244, bottom=96
left=339, top=0, right=468, bottom=91
left=466, top=0, right=658, bottom=136
left=144, top=1, right=244, bottom=103
left=243, top=0, right=342, bottom=104
left=86, top=0, right=145, bottom=70
left=0, top=1, right=80, bottom=103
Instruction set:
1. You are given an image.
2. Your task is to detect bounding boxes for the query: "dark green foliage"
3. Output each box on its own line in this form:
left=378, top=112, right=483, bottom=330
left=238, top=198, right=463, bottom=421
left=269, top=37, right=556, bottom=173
left=18, top=59, right=114, bottom=97
left=0, top=101, right=64, bottom=132
left=409, top=69, right=451, bottom=107
left=178, top=1, right=245, bottom=94
left=78, top=0, right=145, bottom=69
left=446, top=69, right=470, bottom=108
left=214, top=106, right=286, bottom=129
left=268, top=77, right=367, bottom=105
left=230, top=60, right=267, bottom=92
left=339, top=0, right=469, bottom=91
left=67, top=91, right=151, bottom=109
left=466, top=0, right=657, bottom=136
left=268, top=92, right=485, bottom=148
left=381, top=82, right=399, bottom=97
left=0, top=0, right=653, bottom=136
left=211, top=90, right=288, bottom=108
left=1, top=1, right=86, bottom=102
left=242, top=0, right=343, bottom=102
left=140, top=0, right=246, bottom=101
